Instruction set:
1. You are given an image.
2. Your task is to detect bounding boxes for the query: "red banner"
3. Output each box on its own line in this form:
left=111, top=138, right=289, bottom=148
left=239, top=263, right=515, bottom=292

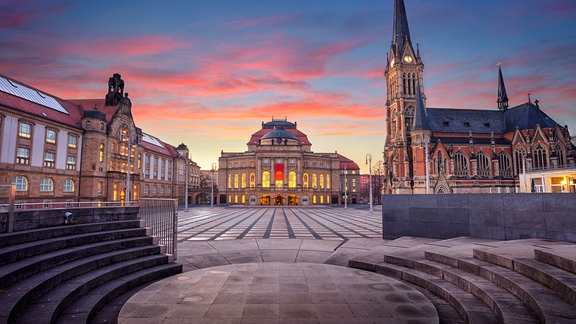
left=275, top=163, right=284, bottom=180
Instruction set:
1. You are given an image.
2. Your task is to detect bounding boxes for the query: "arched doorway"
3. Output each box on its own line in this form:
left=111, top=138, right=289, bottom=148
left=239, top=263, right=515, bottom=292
left=260, top=194, right=271, bottom=205
left=288, top=194, right=298, bottom=206
left=274, top=194, right=284, bottom=205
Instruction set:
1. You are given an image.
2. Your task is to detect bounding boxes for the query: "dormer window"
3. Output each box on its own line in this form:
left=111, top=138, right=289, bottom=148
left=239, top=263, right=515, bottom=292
left=443, top=121, right=449, bottom=127
left=464, top=121, right=470, bottom=127
left=484, top=122, right=490, bottom=128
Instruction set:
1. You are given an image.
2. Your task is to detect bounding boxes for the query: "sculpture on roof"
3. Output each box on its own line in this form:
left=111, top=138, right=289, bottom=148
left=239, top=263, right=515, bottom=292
left=105, top=73, right=125, bottom=106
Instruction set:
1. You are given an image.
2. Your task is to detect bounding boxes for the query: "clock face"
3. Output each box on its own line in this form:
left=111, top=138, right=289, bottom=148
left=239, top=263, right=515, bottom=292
left=403, top=55, right=413, bottom=63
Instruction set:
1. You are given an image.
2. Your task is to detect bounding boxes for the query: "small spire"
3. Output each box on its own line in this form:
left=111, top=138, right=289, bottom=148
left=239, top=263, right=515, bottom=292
left=392, top=0, right=412, bottom=58
left=416, top=43, right=420, bottom=58
left=497, top=64, right=509, bottom=111
left=412, top=79, right=429, bottom=131
left=528, top=92, right=531, bottom=103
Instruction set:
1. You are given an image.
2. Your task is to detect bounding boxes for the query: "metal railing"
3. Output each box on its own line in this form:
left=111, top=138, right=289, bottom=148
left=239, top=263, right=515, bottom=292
left=138, top=198, right=178, bottom=260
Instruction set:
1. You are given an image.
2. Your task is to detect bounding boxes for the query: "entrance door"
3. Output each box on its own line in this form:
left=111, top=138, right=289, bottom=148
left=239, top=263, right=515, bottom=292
left=288, top=194, right=298, bottom=206
left=260, top=194, right=271, bottom=205
left=274, top=194, right=284, bottom=205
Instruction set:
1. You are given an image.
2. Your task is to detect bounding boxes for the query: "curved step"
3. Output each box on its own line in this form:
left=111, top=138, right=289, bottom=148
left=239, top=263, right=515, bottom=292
left=58, top=263, right=182, bottom=323
left=0, top=227, right=147, bottom=266
left=534, top=247, right=576, bottom=275
left=0, top=243, right=157, bottom=322
left=0, top=236, right=155, bottom=289
left=11, top=254, right=169, bottom=323
left=0, top=220, right=142, bottom=248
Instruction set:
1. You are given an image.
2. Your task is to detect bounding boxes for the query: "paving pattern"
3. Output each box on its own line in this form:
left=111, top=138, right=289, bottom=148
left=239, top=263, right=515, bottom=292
left=177, top=206, right=382, bottom=242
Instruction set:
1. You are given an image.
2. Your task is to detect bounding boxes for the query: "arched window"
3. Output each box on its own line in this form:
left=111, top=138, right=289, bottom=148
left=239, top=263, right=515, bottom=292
left=556, top=144, right=565, bottom=167
left=160, top=186, right=165, bottom=195
left=514, top=147, right=526, bottom=175
left=262, top=171, right=270, bottom=188
left=326, top=174, right=331, bottom=189
left=152, top=185, right=158, bottom=195
left=436, top=151, right=444, bottom=174
left=312, top=174, right=318, bottom=188
left=249, top=173, right=256, bottom=188
left=319, top=174, right=325, bottom=189
left=498, top=153, right=512, bottom=178
left=144, top=185, right=149, bottom=195
left=402, top=73, right=407, bottom=95
left=303, top=173, right=309, bottom=189
left=63, top=179, right=74, bottom=192
left=12, top=176, right=28, bottom=191
left=477, top=152, right=491, bottom=177
left=227, top=174, right=232, bottom=189
left=453, top=151, right=469, bottom=177
left=411, top=73, right=416, bottom=96
left=288, top=171, right=296, bottom=188
left=533, top=145, right=548, bottom=169
left=40, top=178, right=54, bottom=192
left=234, top=174, right=239, bottom=188
left=241, top=173, right=247, bottom=188
left=404, top=106, right=414, bottom=131
left=99, top=144, right=105, bottom=162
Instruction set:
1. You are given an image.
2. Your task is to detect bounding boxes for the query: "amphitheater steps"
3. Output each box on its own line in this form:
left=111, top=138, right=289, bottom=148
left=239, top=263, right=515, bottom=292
left=349, top=236, right=576, bottom=324
left=0, top=220, right=182, bottom=324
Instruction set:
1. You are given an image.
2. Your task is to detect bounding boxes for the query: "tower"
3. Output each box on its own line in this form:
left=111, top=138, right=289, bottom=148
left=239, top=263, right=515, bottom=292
left=384, top=0, right=425, bottom=193
left=497, top=65, right=509, bottom=111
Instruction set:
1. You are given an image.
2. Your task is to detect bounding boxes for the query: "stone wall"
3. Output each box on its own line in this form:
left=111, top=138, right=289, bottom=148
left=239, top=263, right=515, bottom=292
left=0, top=206, right=139, bottom=232
left=382, top=193, right=576, bottom=242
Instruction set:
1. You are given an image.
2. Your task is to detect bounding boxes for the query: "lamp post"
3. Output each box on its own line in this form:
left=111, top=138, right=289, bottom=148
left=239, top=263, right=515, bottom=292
left=211, top=162, right=216, bottom=208
left=122, top=131, right=134, bottom=206
left=184, top=153, right=189, bottom=212
left=344, top=163, right=347, bottom=209
left=365, top=154, right=373, bottom=215
left=420, top=137, right=430, bottom=194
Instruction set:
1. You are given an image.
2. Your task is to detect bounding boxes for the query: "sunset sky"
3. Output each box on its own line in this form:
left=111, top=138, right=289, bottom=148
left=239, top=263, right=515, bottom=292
left=2, top=0, right=575, bottom=173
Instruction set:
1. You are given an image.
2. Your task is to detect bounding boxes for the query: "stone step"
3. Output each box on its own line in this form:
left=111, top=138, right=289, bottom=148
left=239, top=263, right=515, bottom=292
left=0, top=220, right=143, bottom=248
left=57, top=263, right=182, bottom=323
left=427, top=250, right=576, bottom=323
left=11, top=254, right=170, bottom=323
left=0, top=242, right=157, bottom=321
left=534, top=246, right=576, bottom=275
left=350, top=256, right=499, bottom=324
left=0, top=236, right=155, bottom=289
left=0, top=227, right=148, bottom=266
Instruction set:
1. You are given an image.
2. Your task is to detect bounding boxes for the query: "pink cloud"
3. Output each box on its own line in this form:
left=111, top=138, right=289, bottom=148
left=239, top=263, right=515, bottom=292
left=59, top=35, right=191, bottom=57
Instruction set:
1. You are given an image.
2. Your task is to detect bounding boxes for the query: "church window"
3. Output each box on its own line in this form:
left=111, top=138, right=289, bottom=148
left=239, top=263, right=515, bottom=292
left=477, top=152, right=491, bottom=177
left=289, top=171, right=296, bottom=188
left=402, top=73, right=407, bottom=95
left=405, top=106, right=414, bottom=131
left=556, top=144, right=565, bottom=167
left=453, top=151, right=469, bottom=177
left=262, top=171, right=270, bottom=188
left=533, top=145, right=548, bottom=169
left=303, top=173, right=309, bottom=189
left=498, top=153, right=512, bottom=178
left=514, top=148, right=526, bottom=175
left=411, top=73, right=416, bottom=96
left=436, top=151, right=444, bottom=174
left=249, top=173, right=256, bottom=188
left=241, top=173, right=247, bottom=188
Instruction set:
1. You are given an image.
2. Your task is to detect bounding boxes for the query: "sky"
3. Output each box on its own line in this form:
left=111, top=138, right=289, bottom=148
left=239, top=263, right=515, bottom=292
left=2, top=0, right=575, bottom=173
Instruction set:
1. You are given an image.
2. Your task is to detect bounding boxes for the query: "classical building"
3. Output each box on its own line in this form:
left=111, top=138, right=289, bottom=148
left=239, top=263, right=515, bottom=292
left=218, top=118, right=360, bottom=205
left=0, top=73, right=197, bottom=207
left=383, top=0, right=576, bottom=194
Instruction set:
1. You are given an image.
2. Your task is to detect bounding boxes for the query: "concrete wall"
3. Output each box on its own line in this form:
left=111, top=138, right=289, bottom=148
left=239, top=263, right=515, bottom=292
left=382, top=193, right=576, bottom=242
left=0, top=206, right=139, bottom=232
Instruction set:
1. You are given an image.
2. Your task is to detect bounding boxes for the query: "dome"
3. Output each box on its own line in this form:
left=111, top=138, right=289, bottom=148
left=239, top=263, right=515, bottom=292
left=261, top=127, right=298, bottom=141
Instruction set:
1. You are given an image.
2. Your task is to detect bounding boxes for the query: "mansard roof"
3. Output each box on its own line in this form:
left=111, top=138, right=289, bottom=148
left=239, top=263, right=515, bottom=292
left=337, top=153, right=360, bottom=171
left=502, top=101, right=557, bottom=132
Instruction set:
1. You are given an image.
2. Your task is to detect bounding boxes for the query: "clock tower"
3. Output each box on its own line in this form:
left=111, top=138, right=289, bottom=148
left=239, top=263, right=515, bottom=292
left=384, top=0, right=425, bottom=193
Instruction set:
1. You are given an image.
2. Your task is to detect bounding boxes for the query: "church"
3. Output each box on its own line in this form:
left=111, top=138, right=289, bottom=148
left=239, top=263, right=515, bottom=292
left=383, top=0, right=576, bottom=194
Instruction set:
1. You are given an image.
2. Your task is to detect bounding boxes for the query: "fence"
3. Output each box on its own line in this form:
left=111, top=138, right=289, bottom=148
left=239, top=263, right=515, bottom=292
left=138, top=198, right=178, bottom=260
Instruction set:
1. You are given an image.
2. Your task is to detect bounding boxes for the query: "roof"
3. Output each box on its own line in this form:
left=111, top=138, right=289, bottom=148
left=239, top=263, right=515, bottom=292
left=337, top=153, right=360, bottom=171
left=248, top=119, right=311, bottom=145
left=502, top=101, right=558, bottom=132
left=261, top=127, right=298, bottom=141
left=426, top=108, right=503, bottom=134
left=392, top=0, right=412, bottom=57
left=140, top=133, right=179, bottom=157
left=412, top=80, right=429, bottom=131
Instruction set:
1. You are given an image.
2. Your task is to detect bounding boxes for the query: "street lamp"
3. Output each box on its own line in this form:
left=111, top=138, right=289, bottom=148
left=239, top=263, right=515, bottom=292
left=211, top=162, right=216, bottom=208
left=365, top=154, right=373, bottom=215
left=121, top=130, right=135, bottom=206
left=343, top=163, right=347, bottom=209
left=185, top=153, right=189, bottom=212
left=420, top=137, right=430, bottom=194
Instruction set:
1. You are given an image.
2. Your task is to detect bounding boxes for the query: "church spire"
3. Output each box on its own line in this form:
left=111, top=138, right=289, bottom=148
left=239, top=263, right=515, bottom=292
left=497, top=65, right=509, bottom=111
left=412, top=80, right=429, bottom=131
left=392, top=0, right=412, bottom=57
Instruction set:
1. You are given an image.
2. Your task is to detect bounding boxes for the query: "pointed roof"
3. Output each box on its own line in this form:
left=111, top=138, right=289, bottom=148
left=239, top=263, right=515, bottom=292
left=497, top=65, right=509, bottom=111
left=412, top=80, right=429, bottom=131
left=392, top=0, right=412, bottom=57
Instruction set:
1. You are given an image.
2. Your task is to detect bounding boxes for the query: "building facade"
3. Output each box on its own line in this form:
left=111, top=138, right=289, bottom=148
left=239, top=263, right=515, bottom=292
left=0, top=73, right=197, bottom=207
left=383, top=0, right=576, bottom=194
left=218, top=118, right=360, bottom=205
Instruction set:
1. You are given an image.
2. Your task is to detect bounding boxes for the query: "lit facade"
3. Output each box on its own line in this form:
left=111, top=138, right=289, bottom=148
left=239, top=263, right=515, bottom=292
left=383, top=0, right=576, bottom=194
left=218, top=118, right=360, bottom=205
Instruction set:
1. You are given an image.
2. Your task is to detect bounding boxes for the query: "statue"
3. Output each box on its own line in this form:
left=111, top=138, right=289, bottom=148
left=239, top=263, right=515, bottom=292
left=105, top=73, right=125, bottom=106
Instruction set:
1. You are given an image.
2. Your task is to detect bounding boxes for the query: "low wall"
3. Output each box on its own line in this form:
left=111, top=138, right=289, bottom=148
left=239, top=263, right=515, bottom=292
left=382, top=193, right=576, bottom=242
left=0, top=206, right=139, bottom=233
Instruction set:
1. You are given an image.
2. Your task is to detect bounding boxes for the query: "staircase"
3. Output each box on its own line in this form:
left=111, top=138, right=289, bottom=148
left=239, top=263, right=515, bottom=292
left=0, top=219, right=182, bottom=323
left=348, top=236, right=576, bottom=323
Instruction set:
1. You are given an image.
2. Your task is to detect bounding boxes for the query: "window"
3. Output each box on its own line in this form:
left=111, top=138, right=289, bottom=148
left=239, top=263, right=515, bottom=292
left=167, top=186, right=171, bottom=195
left=137, top=154, right=142, bottom=169
left=533, top=145, right=548, bottom=169
left=319, top=174, right=324, bottom=189
left=303, top=173, right=309, bottom=189
left=44, top=152, right=55, bottom=167
left=289, top=171, right=296, bottom=188
left=234, top=174, right=239, bottom=188
left=86, top=121, right=91, bottom=128
left=477, top=152, right=491, bottom=177
left=16, top=147, right=30, bottom=164
left=46, top=129, right=56, bottom=144
left=404, top=106, right=414, bottom=131
left=68, top=135, right=77, bottom=148
left=312, top=174, right=317, bottom=188
left=262, top=171, right=270, bottom=188
left=152, top=185, right=158, bottom=194
left=454, top=151, right=469, bottom=177
left=289, top=159, right=296, bottom=167
left=67, top=156, right=76, bottom=170
left=99, top=144, right=105, bottom=162
left=19, top=122, right=32, bottom=138
left=556, top=144, right=565, bottom=167
left=63, top=179, right=74, bottom=192
left=12, top=176, right=28, bottom=191
left=40, top=178, right=54, bottom=192
left=228, top=174, right=232, bottom=189
left=498, top=153, right=512, bottom=178
left=514, top=148, right=526, bottom=175
left=97, top=182, right=103, bottom=195
left=144, top=185, right=149, bottom=195
left=326, top=174, right=331, bottom=189
left=160, top=186, right=165, bottom=195
left=250, top=173, right=256, bottom=188
left=262, top=159, right=270, bottom=166
left=241, top=173, right=247, bottom=188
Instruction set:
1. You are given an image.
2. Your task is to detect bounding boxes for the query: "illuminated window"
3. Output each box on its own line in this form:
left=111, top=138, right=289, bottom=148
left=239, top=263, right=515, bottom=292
left=44, top=152, right=55, bottom=167
left=319, top=174, right=324, bottom=189
left=303, top=173, right=309, bottom=189
left=46, top=129, right=56, bottom=144
left=63, top=179, right=74, bottom=192
left=99, top=144, right=105, bottom=162
left=12, top=176, right=28, bottom=191
left=16, top=147, right=30, bottom=164
left=262, top=171, right=270, bottom=188
left=289, top=171, right=296, bottom=188
left=40, top=178, right=54, bottom=192
left=326, top=174, right=331, bottom=189
left=234, top=174, right=239, bottom=188
left=137, top=154, right=142, bottom=169
left=228, top=174, right=232, bottom=189
left=313, top=195, right=317, bottom=204
left=242, top=195, right=246, bottom=203
left=249, top=173, right=256, bottom=188
left=68, top=135, right=77, bottom=148
left=320, top=195, right=324, bottom=204
left=67, top=156, right=76, bottom=170
left=19, top=122, right=31, bottom=138
left=312, top=174, right=317, bottom=188
left=234, top=195, right=238, bottom=203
